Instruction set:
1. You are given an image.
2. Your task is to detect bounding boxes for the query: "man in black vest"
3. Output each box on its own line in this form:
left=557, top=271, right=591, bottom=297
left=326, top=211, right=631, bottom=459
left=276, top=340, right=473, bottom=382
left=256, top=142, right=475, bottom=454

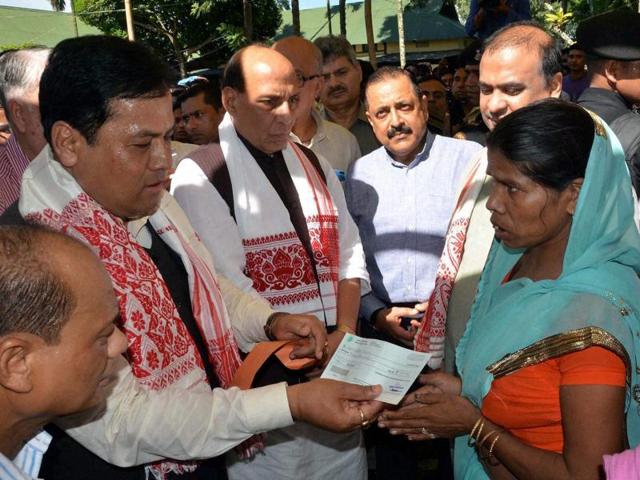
left=1, top=36, right=382, bottom=480
left=577, top=9, right=640, bottom=194
left=172, top=45, right=371, bottom=480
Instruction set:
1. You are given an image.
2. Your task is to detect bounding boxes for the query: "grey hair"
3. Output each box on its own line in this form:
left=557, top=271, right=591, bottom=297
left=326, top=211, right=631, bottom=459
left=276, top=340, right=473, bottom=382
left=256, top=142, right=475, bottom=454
left=0, top=47, right=50, bottom=119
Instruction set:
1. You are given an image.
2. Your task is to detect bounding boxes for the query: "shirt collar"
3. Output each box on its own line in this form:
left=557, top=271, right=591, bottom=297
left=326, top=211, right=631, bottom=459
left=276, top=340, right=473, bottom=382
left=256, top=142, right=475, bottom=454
left=127, top=216, right=151, bottom=248
left=238, top=133, right=282, bottom=162
left=311, top=108, right=326, bottom=141
left=384, top=130, right=434, bottom=169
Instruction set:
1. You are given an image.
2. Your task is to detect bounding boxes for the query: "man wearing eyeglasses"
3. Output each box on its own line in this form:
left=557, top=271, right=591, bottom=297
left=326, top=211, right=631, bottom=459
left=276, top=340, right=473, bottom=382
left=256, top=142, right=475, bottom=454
left=314, top=36, right=380, bottom=156
left=180, top=77, right=225, bottom=145
left=172, top=45, right=371, bottom=480
left=273, top=36, right=361, bottom=179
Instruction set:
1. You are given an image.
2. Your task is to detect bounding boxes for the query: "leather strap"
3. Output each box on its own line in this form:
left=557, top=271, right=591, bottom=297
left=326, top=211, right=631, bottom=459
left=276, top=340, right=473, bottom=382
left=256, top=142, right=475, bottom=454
left=232, top=341, right=318, bottom=389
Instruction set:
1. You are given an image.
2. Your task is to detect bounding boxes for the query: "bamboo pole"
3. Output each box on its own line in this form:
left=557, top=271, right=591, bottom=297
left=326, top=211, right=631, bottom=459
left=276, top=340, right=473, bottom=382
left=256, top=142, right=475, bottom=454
left=124, top=0, right=135, bottom=41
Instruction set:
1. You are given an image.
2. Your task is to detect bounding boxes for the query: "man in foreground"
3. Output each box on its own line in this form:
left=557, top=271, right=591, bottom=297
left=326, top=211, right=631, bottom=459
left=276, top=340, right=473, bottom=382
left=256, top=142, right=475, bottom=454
left=4, top=35, right=383, bottom=479
left=172, top=44, right=370, bottom=480
left=0, top=225, right=127, bottom=478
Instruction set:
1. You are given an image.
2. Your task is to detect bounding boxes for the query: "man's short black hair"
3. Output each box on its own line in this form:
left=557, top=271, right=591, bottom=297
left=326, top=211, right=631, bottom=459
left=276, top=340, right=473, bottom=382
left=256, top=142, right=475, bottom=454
left=484, top=21, right=562, bottom=87
left=40, top=35, right=176, bottom=145
left=179, top=78, right=222, bottom=110
left=364, top=66, right=423, bottom=109
left=314, top=35, right=358, bottom=66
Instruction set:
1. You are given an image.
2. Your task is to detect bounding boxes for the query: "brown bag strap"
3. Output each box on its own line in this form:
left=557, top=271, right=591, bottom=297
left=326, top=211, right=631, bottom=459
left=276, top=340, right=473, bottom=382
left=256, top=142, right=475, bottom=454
left=231, top=341, right=318, bottom=390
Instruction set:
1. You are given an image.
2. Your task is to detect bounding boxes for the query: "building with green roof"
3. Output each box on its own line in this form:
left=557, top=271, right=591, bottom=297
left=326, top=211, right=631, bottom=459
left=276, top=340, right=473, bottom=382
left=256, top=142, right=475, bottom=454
left=276, top=0, right=470, bottom=63
left=0, top=6, right=101, bottom=50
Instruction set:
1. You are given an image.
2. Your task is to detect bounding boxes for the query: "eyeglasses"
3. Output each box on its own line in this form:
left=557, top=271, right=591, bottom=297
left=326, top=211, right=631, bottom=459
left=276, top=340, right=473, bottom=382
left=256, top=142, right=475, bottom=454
left=296, top=72, right=326, bottom=87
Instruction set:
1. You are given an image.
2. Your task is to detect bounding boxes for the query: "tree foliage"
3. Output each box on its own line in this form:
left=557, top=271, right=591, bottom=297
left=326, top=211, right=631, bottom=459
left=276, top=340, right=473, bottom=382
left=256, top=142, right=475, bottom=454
left=75, top=0, right=282, bottom=76
left=450, top=0, right=636, bottom=44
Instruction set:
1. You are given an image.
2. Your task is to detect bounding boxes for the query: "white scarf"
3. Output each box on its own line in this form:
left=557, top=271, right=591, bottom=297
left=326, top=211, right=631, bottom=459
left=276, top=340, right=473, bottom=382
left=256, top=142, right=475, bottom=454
left=414, top=151, right=488, bottom=369
left=219, top=114, right=340, bottom=325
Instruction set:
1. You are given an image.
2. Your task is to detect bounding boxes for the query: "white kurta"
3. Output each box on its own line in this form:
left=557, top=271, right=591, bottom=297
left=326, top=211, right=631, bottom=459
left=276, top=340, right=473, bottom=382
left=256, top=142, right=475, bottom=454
left=171, top=118, right=370, bottom=480
left=17, top=147, right=296, bottom=468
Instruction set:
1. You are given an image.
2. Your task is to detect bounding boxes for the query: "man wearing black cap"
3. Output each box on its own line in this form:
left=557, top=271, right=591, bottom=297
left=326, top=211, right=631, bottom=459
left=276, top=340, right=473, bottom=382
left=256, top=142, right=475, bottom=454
left=577, top=9, right=640, bottom=193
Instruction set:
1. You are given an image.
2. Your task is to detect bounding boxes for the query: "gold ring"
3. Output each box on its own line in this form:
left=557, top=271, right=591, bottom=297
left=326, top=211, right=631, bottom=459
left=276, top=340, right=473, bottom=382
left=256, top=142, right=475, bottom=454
left=321, top=341, right=329, bottom=359
left=358, top=408, right=370, bottom=428
left=421, top=427, right=436, bottom=439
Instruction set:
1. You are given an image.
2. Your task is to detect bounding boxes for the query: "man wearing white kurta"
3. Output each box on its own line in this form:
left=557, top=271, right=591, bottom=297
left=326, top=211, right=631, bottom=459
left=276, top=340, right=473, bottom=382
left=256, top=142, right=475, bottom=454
left=172, top=46, right=370, bottom=479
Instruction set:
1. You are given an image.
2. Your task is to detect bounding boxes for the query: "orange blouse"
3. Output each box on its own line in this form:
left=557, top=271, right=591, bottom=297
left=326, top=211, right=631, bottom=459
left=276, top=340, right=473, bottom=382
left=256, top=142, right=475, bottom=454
left=481, top=346, right=626, bottom=453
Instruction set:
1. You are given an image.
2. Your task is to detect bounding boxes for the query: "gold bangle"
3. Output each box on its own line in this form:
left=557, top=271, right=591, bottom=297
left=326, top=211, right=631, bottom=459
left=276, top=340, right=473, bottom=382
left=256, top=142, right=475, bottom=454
left=487, top=432, right=502, bottom=464
left=478, top=429, right=500, bottom=449
left=336, top=324, right=356, bottom=335
left=467, top=417, right=485, bottom=447
left=488, top=433, right=501, bottom=454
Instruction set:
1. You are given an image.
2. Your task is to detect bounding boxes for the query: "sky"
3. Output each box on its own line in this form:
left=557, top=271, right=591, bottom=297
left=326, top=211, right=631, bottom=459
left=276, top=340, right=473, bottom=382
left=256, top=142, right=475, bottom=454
left=0, top=0, right=359, bottom=12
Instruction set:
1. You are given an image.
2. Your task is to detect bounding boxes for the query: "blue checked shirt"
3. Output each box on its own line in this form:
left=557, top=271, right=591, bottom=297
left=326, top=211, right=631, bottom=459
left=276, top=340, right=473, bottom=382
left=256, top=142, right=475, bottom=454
left=345, top=132, right=482, bottom=322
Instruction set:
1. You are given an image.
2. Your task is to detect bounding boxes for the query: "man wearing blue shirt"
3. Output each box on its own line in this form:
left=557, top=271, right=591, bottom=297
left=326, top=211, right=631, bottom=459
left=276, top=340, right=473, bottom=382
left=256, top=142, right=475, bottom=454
left=345, top=66, right=481, bottom=479
left=346, top=67, right=481, bottom=349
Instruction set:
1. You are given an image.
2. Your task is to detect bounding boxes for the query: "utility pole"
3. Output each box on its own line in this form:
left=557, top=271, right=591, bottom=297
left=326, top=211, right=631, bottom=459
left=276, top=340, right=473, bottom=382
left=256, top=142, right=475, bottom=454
left=326, top=0, right=333, bottom=35
left=124, top=0, right=135, bottom=41
left=70, top=0, right=79, bottom=37
left=396, top=0, right=406, bottom=67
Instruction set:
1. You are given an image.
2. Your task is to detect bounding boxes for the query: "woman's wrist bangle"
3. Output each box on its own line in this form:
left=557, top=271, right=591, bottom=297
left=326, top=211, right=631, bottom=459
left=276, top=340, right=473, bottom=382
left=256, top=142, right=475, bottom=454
left=488, top=432, right=502, bottom=456
left=484, top=432, right=502, bottom=465
left=467, top=416, right=485, bottom=447
left=478, top=429, right=501, bottom=449
left=336, top=324, right=356, bottom=335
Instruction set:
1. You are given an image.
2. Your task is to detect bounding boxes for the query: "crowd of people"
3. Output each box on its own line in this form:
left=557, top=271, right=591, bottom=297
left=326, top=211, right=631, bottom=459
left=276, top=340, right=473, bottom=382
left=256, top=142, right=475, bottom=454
left=0, top=6, right=639, bottom=480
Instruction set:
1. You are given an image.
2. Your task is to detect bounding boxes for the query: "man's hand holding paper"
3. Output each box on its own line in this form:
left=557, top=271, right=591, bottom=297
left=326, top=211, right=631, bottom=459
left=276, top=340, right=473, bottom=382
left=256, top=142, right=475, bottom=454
left=321, top=333, right=432, bottom=404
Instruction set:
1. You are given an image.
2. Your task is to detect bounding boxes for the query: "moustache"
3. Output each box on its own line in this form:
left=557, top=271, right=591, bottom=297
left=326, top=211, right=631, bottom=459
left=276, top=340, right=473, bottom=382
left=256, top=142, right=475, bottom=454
left=386, top=124, right=412, bottom=139
left=328, top=85, right=347, bottom=96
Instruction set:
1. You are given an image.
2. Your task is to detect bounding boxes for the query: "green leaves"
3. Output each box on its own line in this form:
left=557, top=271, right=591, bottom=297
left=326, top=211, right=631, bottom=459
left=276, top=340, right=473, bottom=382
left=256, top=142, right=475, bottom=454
left=76, top=0, right=281, bottom=75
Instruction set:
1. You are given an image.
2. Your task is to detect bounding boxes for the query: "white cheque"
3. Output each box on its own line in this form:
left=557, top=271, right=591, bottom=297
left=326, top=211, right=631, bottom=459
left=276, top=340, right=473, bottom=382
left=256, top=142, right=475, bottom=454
left=321, top=333, right=431, bottom=404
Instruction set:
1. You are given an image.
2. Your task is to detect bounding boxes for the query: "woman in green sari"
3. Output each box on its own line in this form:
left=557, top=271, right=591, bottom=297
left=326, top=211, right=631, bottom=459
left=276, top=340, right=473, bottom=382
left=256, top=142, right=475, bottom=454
left=378, top=99, right=640, bottom=479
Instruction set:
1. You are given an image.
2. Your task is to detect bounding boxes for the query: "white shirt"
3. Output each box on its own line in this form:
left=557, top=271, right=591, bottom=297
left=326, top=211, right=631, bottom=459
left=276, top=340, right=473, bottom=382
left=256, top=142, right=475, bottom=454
left=55, top=196, right=295, bottom=467
left=289, top=109, right=361, bottom=174
left=58, top=357, right=293, bottom=467
left=0, top=452, right=32, bottom=480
